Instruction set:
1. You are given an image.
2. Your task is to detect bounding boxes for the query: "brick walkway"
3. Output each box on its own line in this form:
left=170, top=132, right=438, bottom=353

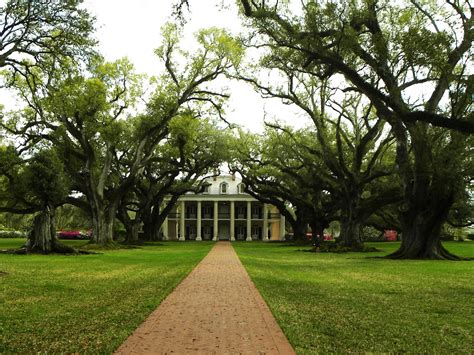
left=115, top=242, right=295, bottom=354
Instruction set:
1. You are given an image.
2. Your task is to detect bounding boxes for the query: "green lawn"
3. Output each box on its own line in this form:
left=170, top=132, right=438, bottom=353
left=1, top=239, right=472, bottom=354
left=233, top=241, right=474, bottom=354
left=0, top=239, right=213, bottom=353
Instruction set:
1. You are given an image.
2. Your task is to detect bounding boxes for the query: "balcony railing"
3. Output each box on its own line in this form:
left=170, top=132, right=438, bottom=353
left=169, top=212, right=280, bottom=220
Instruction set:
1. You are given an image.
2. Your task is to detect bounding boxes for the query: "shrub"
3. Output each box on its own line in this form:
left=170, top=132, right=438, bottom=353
left=57, top=230, right=90, bottom=240
left=0, top=230, right=27, bottom=238
left=362, top=226, right=385, bottom=242
left=440, top=234, right=455, bottom=241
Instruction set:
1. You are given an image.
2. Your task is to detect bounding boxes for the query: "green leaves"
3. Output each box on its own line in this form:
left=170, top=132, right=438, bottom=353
left=25, top=149, right=70, bottom=206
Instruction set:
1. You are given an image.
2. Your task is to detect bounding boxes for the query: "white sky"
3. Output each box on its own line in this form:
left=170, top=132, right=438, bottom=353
left=81, top=0, right=307, bottom=132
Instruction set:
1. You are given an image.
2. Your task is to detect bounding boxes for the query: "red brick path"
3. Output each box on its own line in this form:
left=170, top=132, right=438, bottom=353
left=115, top=242, right=295, bottom=354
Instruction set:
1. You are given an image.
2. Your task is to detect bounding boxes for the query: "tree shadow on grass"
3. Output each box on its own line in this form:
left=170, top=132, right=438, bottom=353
left=297, top=245, right=382, bottom=254
left=0, top=248, right=99, bottom=255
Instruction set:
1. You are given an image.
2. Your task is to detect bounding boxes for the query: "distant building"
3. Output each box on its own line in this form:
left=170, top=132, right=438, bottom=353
left=162, top=175, right=286, bottom=241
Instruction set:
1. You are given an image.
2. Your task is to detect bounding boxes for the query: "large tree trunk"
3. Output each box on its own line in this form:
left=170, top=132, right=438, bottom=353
left=389, top=200, right=457, bottom=259
left=338, top=216, right=364, bottom=250
left=142, top=206, right=162, bottom=241
left=309, top=220, right=327, bottom=248
left=91, top=208, right=115, bottom=245
left=337, top=194, right=365, bottom=250
left=292, top=220, right=308, bottom=241
left=118, top=207, right=142, bottom=244
left=126, top=219, right=140, bottom=243
left=142, top=196, right=180, bottom=241
left=388, top=170, right=458, bottom=259
left=25, top=204, right=76, bottom=253
left=388, top=123, right=461, bottom=260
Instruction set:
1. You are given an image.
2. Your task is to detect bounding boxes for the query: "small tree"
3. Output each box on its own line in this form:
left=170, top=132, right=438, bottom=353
left=24, top=149, right=74, bottom=252
left=0, top=147, right=76, bottom=253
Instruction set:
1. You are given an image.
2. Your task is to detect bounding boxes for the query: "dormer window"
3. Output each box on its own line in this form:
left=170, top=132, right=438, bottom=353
left=238, top=183, right=246, bottom=194
left=220, top=182, right=228, bottom=194
left=203, top=185, right=210, bottom=194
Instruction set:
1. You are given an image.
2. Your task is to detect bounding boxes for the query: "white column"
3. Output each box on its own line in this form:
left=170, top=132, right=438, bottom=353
left=263, top=203, right=269, bottom=241
left=279, top=214, right=285, bottom=241
left=246, top=201, right=252, bottom=241
left=213, top=201, right=218, bottom=241
left=162, top=217, right=169, bottom=241
left=230, top=201, right=235, bottom=241
left=196, top=201, right=202, bottom=241
left=179, top=200, right=185, bottom=241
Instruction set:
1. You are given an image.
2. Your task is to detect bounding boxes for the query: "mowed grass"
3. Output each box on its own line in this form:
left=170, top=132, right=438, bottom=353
left=0, top=239, right=214, bottom=353
left=233, top=241, right=474, bottom=354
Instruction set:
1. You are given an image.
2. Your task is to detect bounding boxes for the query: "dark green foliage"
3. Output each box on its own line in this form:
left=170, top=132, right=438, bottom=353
left=0, top=230, right=26, bottom=238
left=25, top=149, right=70, bottom=207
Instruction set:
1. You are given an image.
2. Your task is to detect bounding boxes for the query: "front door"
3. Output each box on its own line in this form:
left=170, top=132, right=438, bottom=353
left=219, top=222, right=230, bottom=240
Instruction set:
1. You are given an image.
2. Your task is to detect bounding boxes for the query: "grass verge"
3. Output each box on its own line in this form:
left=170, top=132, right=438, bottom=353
left=233, top=241, right=474, bottom=354
left=0, top=239, right=213, bottom=353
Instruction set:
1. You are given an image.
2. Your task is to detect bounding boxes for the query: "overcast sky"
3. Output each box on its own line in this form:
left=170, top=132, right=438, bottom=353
left=81, top=0, right=307, bottom=132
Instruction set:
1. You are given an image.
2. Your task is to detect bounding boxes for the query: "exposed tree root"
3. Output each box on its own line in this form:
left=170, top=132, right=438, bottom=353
left=1, top=241, right=96, bottom=255
left=80, top=241, right=135, bottom=250
left=386, top=246, right=471, bottom=260
left=121, top=239, right=146, bottom=246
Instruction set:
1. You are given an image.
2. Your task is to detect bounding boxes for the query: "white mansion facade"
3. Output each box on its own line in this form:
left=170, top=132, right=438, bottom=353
left=162, top=175, right=286, bottom=241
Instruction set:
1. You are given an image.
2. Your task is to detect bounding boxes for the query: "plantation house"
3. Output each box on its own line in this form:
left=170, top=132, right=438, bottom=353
left=162, top=175, right=286, bottom=241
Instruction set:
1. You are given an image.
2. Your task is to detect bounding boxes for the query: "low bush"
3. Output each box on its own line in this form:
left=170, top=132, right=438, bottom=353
left=440, top=234, right=455, bottom=241
left=57, top=230, right=90, bottom=240
left=362, top=226, right=384, bottom=242
left=0, top=230, right=27, bottom=238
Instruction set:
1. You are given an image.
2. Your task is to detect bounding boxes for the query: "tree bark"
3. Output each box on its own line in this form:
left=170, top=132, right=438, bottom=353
left=309, top=220, right=328, bottom=248
left=292, top=220, right=308, bottom=241
left=388, top=174, right=459, bottom=259
left=142, top=195, right=180, bottom=241
left=90, top=208, right=115, bottom=245
left=25, top=204, right=76, bottom=253
left=387, top=123, right=462, bottom=260
left=338, top=215, right=364, bottom=250
left=337, top=193, right=365, bottom=250
left=142, top=208, right=164, bottom=241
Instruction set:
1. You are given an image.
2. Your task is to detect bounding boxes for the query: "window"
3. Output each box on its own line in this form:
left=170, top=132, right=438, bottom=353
left=220, top=182, right=228, bottom=194
left=202, top=184, right=210, bottom=194
left=237, top=206, right=246, bottom=218
left=187, top=205, right=196, bottom=218
left=203, top=206, right=212, bottom=218
left=238, top=183, right=246, bottom=194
